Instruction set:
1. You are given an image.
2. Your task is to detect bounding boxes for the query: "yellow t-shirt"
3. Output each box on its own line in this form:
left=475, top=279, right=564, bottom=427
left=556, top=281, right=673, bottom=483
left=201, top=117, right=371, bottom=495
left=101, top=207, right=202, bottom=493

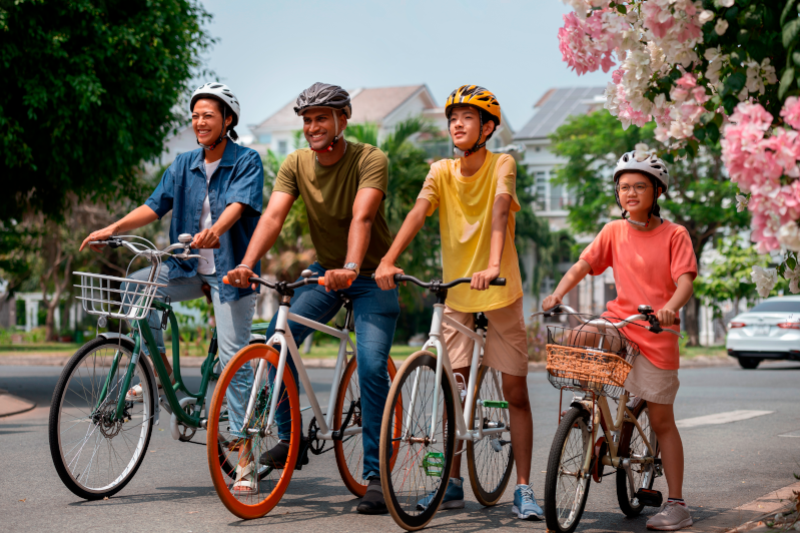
left=418, top=152, right=523, bottom=313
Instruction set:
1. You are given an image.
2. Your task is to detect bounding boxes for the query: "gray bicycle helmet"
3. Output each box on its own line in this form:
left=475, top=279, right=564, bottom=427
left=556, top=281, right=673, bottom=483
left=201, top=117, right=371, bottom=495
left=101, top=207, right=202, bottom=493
left=613, top=149, right=670, bottom=227
left=294, top=82, right=352, bottom=118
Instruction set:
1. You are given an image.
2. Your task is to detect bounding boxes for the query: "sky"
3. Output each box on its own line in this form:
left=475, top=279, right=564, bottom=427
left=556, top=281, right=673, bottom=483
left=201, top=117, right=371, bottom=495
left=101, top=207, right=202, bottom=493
left=197, top=0, right=613, bottom=134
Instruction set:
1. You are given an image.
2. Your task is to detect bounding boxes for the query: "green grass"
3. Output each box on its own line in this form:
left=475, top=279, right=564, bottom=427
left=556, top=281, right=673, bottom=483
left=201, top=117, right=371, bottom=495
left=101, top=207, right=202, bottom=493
left=0, top=342, right=80, bottom=354
left=680, top=345, right=728, bottom=359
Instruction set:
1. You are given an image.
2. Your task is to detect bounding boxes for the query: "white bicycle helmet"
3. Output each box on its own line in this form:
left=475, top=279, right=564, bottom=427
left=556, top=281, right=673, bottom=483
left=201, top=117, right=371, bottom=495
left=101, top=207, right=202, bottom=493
left=613, top=149, right=670, bottom=191
left=613, top=148, right=670, bottom=227
left=190, top=82, right=241, bottom=149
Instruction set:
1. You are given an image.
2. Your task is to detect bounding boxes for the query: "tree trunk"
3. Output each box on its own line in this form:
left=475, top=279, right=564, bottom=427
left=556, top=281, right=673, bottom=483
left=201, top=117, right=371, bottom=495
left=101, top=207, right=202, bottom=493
left=44, top=303, right=57, bottom=341
left=684, top=294, right=701, bottom=347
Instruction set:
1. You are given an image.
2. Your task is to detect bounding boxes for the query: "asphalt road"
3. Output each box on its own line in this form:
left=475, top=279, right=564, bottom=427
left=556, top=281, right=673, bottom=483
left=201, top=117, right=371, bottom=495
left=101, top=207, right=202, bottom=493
left=2, top=361, right=799, bottom=533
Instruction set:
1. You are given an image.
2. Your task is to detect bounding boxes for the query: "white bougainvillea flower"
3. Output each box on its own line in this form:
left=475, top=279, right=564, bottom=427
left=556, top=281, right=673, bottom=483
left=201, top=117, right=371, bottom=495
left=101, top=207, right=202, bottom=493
left=736, top=193, right=749, bottom=212
left=715, top=19, right=729, bottom=35
left=783, top=262, right=800, bottom=294
left=719, top=0, right=735, bottom=6
left=634, top=143, right=651, bottom=161
left=778, top=222, right=800, bottom=252
left=751, top=266, right=777, bottom=298
left=699, top=10, right=715, bottom=24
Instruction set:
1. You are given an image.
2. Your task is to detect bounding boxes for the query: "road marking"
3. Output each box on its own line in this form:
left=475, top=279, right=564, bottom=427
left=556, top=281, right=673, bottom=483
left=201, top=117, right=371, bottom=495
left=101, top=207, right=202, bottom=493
left=778, top=429, right=800, bottom=437
left=675, top=410, right=773, bottom=429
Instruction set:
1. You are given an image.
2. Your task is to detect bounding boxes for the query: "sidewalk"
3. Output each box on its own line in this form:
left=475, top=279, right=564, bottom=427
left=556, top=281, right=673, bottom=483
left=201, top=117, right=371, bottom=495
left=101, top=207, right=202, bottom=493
left=0, top=388, right=36, bottom=417
left=689, top=481, right=800, bottom=532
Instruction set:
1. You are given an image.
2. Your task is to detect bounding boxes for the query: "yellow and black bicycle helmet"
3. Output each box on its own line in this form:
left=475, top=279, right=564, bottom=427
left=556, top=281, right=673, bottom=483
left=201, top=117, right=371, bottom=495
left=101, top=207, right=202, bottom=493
left=445, top=85, right=501, bottom=156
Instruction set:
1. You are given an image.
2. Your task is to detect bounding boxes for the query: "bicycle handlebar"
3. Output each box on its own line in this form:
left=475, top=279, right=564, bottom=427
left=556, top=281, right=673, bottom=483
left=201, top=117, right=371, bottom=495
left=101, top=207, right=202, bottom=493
left=89, top=237, right=205, bottom=262
left=222, top=275, right=352, bottom=291
left=543, top=304, right=681, bottom=336
left=390, top=274, right=506, bottom=291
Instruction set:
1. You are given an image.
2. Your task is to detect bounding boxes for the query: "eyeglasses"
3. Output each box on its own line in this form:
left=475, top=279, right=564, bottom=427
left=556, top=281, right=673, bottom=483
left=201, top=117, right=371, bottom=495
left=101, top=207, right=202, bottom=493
left=616, top=183, right=652, bottom=194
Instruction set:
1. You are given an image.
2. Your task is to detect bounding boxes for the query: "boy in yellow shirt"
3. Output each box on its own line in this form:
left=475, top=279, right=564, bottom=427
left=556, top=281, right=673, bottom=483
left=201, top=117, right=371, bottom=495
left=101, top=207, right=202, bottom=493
left=375, top=85, right=542, bottom=520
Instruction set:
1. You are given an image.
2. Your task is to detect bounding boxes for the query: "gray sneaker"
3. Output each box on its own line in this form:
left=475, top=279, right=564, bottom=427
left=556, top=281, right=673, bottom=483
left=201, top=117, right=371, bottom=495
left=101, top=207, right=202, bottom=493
left=646, top=501, right=693, bottom=530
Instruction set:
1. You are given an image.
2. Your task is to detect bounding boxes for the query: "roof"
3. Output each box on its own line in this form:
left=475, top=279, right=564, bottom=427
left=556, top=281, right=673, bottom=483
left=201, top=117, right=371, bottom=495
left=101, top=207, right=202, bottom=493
left=252, top=85, right=434, bottom=132
left=513, top=86, right=606, bottom=141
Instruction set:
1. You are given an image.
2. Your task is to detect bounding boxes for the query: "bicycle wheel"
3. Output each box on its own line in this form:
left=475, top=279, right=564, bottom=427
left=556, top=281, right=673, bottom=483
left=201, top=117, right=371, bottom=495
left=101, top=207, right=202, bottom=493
left=466, top=366, right=514, bottom=506
left=49, top=336, right=154, bottom=500
left=207, top=344, right=301, bottom=520
left=544, top=407, right=593, bottom=533
left=380, top=350, right=457, bottom=531
left=616, top=400, right=660, bottom=517
left=333, top=356, right=401, bottom=497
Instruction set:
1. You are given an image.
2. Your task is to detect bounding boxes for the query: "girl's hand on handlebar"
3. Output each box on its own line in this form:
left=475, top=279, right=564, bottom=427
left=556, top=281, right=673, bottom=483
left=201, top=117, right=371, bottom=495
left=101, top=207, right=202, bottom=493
left=471, top=266, right=500, bottom=291
left=541, top=293, right=562, bottom=311
left=80, top=225, right=118, bottom=252
left=226, top=266, right=255, bottom=290
left=191, top=229, right=220, bottom=249
left=324, top=269, right=357, bottom=292
left=656, top=308, right=677, bottom=327
left=375, top=260, right=404, bottom=290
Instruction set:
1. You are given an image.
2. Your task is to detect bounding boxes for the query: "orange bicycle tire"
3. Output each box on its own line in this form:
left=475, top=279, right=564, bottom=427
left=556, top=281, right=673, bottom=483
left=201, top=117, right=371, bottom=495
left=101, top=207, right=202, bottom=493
left=333, top=356, right=402, bottom=497
left=207, top=344, right=300, bottom=519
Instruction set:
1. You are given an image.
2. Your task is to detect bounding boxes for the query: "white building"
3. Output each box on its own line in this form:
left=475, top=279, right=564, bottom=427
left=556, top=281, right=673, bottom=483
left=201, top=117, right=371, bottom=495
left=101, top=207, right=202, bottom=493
left=248, top=84, right=514, bottom=157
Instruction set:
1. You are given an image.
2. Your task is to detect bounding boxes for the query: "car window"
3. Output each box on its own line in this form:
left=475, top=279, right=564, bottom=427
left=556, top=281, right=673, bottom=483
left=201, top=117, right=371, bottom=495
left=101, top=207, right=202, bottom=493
left=749, top=301, right=800, bottom=312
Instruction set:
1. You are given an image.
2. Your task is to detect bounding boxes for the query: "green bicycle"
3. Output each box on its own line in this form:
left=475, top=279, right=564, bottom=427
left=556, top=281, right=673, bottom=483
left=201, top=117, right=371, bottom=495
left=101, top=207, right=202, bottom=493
left=47, top=235, right=269, bottom=500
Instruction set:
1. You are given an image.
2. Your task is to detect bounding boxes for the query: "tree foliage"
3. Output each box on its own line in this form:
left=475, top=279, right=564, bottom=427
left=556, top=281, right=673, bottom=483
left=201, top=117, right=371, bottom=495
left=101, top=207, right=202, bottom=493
left=549, top=109, right=751, bottom=345
left=0, top=0, right=214, bottom=222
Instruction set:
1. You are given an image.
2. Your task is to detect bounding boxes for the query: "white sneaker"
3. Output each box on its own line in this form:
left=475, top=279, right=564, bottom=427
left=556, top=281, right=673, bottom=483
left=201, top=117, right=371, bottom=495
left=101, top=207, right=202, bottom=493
left=647, top=501, right=693, bottom=530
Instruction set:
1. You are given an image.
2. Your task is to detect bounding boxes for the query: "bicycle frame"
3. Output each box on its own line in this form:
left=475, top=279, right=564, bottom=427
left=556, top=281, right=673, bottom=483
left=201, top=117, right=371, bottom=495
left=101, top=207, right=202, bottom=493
left=244, top=300, right=357, bottom=441
left=408, top=303, right=507, bottom=444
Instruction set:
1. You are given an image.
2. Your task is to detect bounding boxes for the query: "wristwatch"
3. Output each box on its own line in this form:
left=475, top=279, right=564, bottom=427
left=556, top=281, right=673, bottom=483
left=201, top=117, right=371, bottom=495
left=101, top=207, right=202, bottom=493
left=343, top=262, right=360, bottom=276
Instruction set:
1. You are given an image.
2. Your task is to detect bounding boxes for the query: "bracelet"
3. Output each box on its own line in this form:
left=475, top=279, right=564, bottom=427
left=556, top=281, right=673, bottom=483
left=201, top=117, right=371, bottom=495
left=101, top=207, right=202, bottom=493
left=235, top=263, right=252, bottom=270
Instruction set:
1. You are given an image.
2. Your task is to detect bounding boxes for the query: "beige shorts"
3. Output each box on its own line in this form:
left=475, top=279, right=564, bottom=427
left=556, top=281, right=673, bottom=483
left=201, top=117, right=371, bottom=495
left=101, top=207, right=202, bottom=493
left=442, top=298, right=528, bottom=377
left=624, top=355, right=680, bottom=405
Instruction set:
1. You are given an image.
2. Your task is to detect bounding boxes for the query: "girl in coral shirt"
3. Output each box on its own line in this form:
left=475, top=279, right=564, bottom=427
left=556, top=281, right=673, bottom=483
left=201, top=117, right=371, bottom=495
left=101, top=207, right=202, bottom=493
left=542, top=147, right=697, bottom=531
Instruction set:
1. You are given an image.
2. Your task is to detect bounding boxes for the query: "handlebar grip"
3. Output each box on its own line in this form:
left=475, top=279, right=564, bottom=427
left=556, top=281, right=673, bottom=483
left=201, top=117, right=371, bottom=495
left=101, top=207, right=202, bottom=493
left=674, top=317, right=681, bottom=325
left=222, top=275, right=229, bottom=285
left=317, top=278, right=353, bottom=288
left=490, top=278, right=506, bottom=286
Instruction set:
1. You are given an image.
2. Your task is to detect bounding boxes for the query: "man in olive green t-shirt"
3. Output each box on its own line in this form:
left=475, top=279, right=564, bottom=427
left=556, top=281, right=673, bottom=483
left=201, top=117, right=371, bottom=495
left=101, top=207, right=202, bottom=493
left=227, top=83, right=399, bottom=515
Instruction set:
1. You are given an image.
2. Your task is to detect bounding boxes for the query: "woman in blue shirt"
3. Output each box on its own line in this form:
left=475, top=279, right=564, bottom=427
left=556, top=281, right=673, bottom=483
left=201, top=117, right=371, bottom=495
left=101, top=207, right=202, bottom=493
left=81, top=83, right=264, bottom=494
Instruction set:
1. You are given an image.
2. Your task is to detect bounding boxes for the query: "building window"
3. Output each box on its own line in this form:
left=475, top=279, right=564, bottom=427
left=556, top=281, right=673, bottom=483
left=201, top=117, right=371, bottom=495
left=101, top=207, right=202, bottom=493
left=277, top=140, right=288, bottom=156
left=535, top=171, right=548, bottom=212
left=533, top=169, right=573, bottom=213
left=258, top=133, right=272, bottom=144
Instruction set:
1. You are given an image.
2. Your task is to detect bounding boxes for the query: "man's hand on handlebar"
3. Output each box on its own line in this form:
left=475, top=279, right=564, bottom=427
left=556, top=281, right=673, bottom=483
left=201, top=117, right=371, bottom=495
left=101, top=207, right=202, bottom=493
left=226, top=265, right=256, bottom=290
left=656, top=307, right=677, bottom=327
left=80, top=225, right=118, bottom=252
left=541, top=293, right=563, bottom=311
left=324, top=269, right=357, bottom=292
left=375, top=260, right=404, bottom=290
left=191, top=228, right=221, bottom=249
left=471, top=266, right=500, bottom=291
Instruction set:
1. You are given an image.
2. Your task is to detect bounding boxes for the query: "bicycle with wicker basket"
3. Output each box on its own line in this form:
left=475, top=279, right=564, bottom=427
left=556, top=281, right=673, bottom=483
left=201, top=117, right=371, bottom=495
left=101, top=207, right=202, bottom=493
left=539, top=303, right=681, bottom=533
left=47, top=234, right=272, bottom=501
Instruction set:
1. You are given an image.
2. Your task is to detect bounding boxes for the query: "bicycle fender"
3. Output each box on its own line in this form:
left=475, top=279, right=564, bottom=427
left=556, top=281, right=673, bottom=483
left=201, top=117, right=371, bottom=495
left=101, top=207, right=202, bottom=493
left=98, top=332, right=160, bottom=426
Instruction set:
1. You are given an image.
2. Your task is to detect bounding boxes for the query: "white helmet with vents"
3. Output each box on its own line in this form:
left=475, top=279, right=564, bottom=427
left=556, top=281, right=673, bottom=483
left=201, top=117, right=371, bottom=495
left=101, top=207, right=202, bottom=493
left=613, top=145, right=670, bottom=192
left=190, top=82, right=241, bottom=127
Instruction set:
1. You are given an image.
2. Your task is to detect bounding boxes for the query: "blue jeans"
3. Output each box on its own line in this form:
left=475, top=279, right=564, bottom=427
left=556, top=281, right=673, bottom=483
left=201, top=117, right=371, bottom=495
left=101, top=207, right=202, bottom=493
left=124, top=265, right=257, bottom=436
left=265, top=263, right=400, bottom=479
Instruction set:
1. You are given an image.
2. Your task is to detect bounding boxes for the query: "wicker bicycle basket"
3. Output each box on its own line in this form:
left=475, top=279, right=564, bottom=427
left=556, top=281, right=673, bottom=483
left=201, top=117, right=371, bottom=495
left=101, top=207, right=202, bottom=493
left=545, top=323, right=641, bottom=399
left=74, top=271, right=166, bottom=321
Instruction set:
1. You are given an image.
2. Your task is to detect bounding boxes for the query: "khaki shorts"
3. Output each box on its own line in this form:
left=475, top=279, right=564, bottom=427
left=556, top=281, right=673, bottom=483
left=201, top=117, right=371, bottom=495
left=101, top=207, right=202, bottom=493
left=624, top=355, right=680, bottom=405
left=442, top=298, right=528, bottom=377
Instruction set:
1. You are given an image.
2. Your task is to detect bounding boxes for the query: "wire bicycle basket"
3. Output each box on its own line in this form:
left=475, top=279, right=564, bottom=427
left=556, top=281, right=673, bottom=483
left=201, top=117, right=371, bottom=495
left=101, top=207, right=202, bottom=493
left=545, top=319, right=641, bottom=399
left=74, top=268, right=165, bottom=322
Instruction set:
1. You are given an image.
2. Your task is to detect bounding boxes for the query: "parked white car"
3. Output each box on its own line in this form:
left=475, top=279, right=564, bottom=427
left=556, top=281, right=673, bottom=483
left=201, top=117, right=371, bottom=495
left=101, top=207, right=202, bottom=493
left=726, top=295, right=800, bottom=369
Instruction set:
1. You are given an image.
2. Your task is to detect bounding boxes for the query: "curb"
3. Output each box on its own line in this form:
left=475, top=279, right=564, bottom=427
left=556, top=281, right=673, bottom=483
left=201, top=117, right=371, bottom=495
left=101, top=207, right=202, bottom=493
left=0, top=389, right=36, bottom=418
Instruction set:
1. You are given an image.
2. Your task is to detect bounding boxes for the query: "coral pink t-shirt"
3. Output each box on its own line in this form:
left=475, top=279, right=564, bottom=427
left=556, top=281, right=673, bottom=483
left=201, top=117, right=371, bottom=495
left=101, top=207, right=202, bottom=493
left=579, top=219, right=698, bottom=370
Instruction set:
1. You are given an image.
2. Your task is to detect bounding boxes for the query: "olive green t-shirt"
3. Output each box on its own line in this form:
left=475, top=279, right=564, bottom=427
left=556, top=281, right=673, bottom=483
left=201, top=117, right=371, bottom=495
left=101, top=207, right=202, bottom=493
left=273, top=142, right=392, bottom=274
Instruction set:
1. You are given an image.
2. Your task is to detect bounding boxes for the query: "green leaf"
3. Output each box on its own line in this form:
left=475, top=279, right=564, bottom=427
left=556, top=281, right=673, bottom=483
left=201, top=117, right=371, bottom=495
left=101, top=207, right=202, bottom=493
left=616, top=4, right=626, bottom=14
left=706, top=122, right=720, bottom=143
left=695, top=126, right=707, bottom=142
left=725, top=6, right=739, bottom=21
left=780, top=66, right=796, bottom=99
left=793, top=51, right=800, bottom=68
left=783, top=17, right=800, bottom=48
left=778, top=262, right=787, bottom=278
left=788, top=255, right=797, bottom=271
left=725, top=72, right=747, bottom=93
left=781, top=0, right=798, bottom=26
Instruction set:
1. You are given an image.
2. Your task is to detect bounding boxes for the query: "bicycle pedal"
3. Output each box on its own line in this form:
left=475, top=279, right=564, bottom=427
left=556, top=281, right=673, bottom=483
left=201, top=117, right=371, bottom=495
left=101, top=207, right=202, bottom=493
left=635, top=488, right=663, bottom=507
left=480, top=400, right=508, bottom=409
left=295, top=437, right=311, bottom=471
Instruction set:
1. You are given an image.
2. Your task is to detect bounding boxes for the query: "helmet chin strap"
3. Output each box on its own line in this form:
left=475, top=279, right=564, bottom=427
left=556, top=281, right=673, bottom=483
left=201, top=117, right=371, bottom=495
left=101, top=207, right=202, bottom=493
left=453, top=112, right=487, bottom=158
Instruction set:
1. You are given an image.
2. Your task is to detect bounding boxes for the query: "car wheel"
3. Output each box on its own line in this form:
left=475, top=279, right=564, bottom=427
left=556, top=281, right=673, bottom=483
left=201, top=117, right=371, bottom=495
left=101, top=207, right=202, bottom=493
left=738, top=357, right=761, bottom=369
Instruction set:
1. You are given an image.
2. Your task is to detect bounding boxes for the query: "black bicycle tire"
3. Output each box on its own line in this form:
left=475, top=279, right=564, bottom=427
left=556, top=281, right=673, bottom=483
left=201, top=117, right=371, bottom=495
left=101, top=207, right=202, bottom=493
left=380, top=351, right=457, bottom=531
left=616, top=400, right=658, bottom=516
left=466, top=366, right=514, bottom=506
left=544, top=407, right=592, bottom=533
left=48, top=336, right=155, bottom=500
